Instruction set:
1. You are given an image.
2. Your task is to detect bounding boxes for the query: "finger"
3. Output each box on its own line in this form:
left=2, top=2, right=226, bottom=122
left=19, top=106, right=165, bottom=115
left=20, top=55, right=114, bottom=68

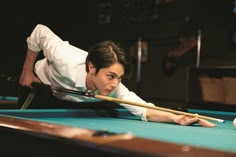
left=182, top=117, right=199, bottom=126
left=198, top=119, right=217, bottom=128
left=20, top=81, right=33, bottom=88
left=176, top=115, right=198, bottom=126
left=33, top=77, right=41, bottom=83
left=27, top=82, right=34, bottom=89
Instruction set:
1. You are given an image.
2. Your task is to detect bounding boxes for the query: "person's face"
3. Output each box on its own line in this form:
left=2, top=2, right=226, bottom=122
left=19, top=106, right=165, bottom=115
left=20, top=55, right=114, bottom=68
left=93, top=63, right=124, bottom=96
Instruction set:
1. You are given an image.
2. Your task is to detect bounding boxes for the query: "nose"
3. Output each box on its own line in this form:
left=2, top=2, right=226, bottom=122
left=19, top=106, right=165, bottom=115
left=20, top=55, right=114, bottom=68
left=111, top=78, right=120, bottom=88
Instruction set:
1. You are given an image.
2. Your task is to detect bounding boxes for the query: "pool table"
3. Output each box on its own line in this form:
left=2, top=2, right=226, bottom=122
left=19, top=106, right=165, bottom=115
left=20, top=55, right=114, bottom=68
left=0, top=107, right=235, bottom=157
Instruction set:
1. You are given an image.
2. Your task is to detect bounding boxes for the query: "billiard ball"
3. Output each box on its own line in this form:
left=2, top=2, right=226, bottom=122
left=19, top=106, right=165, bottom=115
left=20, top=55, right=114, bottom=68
left=233, top=118, right=236, bottom=127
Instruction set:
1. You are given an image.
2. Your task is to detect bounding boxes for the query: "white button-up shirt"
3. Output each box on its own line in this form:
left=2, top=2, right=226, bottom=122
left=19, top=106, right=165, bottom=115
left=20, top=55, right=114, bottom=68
left=27, top=24, right=155, bottom=120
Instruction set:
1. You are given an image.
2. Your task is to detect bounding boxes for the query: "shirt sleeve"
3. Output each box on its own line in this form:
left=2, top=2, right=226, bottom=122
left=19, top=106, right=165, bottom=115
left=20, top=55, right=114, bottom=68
left=26, top=24, right=66, bottom=61
left=112, top=83, right=155, bottom=121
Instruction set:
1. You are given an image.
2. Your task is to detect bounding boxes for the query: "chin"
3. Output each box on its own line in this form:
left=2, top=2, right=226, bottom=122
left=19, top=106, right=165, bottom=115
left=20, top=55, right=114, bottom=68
left=100, top=91, right=110, bottom=96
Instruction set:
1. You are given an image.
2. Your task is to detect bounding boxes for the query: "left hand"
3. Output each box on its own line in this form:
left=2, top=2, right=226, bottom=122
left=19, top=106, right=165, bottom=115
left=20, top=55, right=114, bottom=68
left=174, top=115, right=217, bottom=127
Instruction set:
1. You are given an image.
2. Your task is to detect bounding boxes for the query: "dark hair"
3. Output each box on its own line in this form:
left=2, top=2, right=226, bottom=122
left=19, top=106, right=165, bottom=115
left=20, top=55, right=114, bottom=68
left=86, top=40, right=128, bottom=74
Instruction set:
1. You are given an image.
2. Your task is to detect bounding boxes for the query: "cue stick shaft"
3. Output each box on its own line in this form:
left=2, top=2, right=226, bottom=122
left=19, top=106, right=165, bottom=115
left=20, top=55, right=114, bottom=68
left=21, top=88, right=37, bottom=109
left=50, top=85, right=224, bottom=123
left=94, top=95, right=224, bottom=123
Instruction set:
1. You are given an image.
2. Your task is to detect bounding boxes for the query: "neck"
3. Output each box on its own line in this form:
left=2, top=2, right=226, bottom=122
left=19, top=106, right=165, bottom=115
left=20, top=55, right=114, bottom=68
left=86, top=73, right=96, bottom=90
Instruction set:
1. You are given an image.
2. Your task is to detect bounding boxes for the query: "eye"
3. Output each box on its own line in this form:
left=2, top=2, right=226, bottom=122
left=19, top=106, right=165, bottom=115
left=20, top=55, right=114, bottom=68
left=107, top=74, right=115, bottom=80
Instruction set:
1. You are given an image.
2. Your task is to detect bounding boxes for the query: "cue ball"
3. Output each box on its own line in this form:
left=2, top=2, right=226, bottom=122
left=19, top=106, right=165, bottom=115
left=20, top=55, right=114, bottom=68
left=233, top=118, right=236, bottom=127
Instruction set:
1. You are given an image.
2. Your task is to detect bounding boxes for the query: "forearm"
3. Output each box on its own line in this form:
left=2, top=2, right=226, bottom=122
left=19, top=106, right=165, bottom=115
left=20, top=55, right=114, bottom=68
left=145, top=108, right=216, bottom=127
left=19, top=48, right=40, bottom=87
left=146, top=108, right=178, bottom=123
left=22, top=48, right=39, bottom=72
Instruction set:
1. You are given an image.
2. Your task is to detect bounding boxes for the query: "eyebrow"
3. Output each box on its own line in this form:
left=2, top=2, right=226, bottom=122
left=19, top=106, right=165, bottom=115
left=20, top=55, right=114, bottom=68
left=108, top=71, right=123, bottom=78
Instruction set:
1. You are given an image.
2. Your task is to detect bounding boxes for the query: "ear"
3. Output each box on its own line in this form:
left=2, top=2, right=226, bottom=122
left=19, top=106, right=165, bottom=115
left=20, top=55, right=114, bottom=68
left=88, top=62, right=96, bottom=74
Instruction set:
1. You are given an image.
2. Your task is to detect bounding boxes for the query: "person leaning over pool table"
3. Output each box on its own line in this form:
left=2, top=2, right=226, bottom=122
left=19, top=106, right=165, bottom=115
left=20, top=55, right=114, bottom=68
left=18, top=24, right=216, bottom=128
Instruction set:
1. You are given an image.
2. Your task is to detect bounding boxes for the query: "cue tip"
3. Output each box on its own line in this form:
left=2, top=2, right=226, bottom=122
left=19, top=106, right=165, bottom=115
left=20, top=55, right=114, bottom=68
left=217, top=119, right=224, bottom=123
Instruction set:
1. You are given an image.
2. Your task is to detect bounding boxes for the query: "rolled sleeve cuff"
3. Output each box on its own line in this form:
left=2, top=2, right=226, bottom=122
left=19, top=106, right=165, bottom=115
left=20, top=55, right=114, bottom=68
left=27, top=37, right=42, bottom=53
left=140, top=103, right=155, bottom=121
left=141, top=108, right=148, bottom=121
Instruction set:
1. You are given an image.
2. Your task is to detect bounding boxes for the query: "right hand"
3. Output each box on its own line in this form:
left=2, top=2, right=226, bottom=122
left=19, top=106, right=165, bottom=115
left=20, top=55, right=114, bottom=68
left=19, top=69, right=41, bottom=88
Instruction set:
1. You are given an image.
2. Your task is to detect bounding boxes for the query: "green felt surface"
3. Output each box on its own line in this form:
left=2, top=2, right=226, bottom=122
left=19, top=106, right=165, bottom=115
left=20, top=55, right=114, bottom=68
left=0, top=108, right=236, bottom=153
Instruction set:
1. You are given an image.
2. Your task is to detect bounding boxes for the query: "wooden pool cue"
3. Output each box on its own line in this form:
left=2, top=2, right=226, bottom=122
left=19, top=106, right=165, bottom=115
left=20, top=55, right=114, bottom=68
left=52, top=86, right=224, bottom=123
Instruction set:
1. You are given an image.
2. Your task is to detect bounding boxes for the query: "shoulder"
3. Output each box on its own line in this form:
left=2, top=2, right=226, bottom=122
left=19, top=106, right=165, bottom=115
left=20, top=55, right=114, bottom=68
left=109, top=83, right=130, bottom=97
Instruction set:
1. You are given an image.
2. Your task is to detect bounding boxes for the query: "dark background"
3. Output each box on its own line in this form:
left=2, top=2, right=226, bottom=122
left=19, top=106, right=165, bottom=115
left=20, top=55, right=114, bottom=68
left=1, top=0, right=236, bottom=109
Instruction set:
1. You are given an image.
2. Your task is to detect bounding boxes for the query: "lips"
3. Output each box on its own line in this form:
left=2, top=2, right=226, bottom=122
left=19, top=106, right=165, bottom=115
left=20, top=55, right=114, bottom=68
left=106, top=90, right=112, bottom=94
left=102, top=89, right=112, bottom=95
